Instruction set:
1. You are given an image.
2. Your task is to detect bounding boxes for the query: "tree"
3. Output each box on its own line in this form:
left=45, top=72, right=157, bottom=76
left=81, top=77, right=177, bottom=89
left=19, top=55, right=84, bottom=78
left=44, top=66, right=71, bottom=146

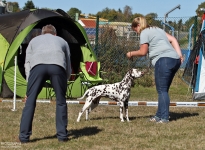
left=177, top=19, right=182, bottom=31
left=106, top=9, right=118, bottom=21
left=184, top=16, right=195, bottom=28
left=196, top=2, right=205, bottom=17
left=67, top=8, right=81, bottom=18
left=23, top=0, right=35, bottom=10
left=96, top=7, right=118, bottom=21
left=145, top=13, right=158, bottom=25
left=132, top=13, right=144, bottom=20
left=145, top=13, right=158, bottom=19
left=123, top=5, right=132, bottom=22
left=12, top=2, right=21, bottom=12
left=118, top=8, right=122, bottom=13
left=40, top=7, right=51, bottom=10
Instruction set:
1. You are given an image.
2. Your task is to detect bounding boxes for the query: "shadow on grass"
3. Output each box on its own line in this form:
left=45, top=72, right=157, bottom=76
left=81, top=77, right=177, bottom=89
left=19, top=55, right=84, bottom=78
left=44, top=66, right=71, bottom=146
left=29, top=126, right=102, bottom=142
left=69, top=126, right=103, bottom=139
left=88, top=112, right=199, bottom=122
left=30, top=134, right=57, bottom=143
left=169, top=112, right=199, bottom=121
left=89, top=116, right=137, bottom=121
left=127, top=113, right=199, bottom=122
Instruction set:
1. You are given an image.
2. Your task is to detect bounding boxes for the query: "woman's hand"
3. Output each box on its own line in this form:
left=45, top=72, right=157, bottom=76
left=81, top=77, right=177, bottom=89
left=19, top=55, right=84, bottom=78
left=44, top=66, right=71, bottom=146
left=127, top=44, right=148, bottom=59
left=23, top=95, right=27, bottom=102
left=126, top=51, right=132, bottom=59
left=180, top=56, right=184, bottom=64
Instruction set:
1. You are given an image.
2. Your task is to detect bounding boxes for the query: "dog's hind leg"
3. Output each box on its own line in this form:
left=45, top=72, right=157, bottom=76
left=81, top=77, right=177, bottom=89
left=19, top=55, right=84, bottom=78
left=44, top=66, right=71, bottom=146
left=85, top=109, right=89, bottom=121
left=77, top=98, right=93, bottom=122
left=85, top=97, right=101, bottom=120
left=119, top=101, right=125, bottom=122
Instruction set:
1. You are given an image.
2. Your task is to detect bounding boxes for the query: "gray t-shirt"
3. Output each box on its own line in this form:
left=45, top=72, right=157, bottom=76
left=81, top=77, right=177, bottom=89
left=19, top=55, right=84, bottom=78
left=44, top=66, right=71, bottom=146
left=140, top=27, right=179, bottom=66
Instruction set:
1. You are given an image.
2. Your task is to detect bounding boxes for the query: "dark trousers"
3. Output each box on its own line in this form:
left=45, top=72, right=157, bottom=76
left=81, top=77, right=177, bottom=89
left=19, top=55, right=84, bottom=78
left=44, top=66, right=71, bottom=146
left=19, top=64, right=68, bottom=142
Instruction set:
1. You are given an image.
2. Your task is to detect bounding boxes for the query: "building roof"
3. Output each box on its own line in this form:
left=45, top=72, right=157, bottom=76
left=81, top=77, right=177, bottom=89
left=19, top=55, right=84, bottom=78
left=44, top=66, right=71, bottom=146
left=79, top=19, right=96, bottom=28
left=79, top=14, right=108, bottom=28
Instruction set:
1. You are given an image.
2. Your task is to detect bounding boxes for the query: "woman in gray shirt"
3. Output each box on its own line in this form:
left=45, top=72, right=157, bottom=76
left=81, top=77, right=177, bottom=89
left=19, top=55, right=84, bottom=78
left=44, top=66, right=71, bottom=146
left=127, top=17, right=183, bottom=123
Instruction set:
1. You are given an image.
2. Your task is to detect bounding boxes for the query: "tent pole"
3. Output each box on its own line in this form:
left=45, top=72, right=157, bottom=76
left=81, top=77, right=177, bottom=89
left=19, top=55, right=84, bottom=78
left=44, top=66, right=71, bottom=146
left=11, top=56, right=17, bottom=111
left=187, top=24, right=194, bottom=58
left=94, top=16, right=99, bottom=56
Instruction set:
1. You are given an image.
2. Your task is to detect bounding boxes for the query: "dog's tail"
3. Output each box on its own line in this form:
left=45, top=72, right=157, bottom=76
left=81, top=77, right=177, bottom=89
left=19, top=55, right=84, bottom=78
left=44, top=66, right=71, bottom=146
left=77, top=90, right=89, bottom=100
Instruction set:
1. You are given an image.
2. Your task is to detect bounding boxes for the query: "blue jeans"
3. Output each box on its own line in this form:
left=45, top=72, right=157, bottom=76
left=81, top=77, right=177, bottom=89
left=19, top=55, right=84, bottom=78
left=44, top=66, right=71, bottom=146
left=155, top=57, right=181, bottom=120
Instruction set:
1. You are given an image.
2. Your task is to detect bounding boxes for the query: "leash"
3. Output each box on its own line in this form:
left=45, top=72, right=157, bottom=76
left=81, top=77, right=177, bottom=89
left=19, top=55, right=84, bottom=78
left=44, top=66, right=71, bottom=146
left=127, top=51, right=151, bottom=74
left=127, top=51, right=141, bottom=71
left=128, top=51, right=134, bottom=70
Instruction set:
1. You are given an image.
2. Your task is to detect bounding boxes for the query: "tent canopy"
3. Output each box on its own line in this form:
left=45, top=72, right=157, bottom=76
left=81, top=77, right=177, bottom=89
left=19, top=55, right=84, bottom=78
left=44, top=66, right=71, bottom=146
left=0, top=9, right=86, bottom=45
left=0, top=8, right=97, bottom=98
left=182, top=13, right=205, bottom=100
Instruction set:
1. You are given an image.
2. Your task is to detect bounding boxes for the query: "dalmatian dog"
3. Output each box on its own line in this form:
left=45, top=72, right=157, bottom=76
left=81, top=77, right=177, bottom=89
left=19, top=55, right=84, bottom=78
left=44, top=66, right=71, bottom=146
left=77, top=68, right=145, bottom=122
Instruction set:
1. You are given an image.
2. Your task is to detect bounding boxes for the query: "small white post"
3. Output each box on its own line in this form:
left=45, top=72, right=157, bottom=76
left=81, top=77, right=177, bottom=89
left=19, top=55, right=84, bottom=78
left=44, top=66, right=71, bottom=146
left=12, top=56, right=17, bottom=111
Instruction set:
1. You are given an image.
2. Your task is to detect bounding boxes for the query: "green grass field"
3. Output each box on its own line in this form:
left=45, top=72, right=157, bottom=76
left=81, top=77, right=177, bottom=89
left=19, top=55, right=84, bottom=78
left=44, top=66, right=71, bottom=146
left=1, top=73, right=205, bottom=150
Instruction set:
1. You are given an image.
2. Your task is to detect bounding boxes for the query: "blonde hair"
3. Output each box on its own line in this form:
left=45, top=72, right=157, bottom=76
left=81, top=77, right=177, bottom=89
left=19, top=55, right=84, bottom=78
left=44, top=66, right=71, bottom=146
left=41, top=24, right=57, bottom=35
left=131, top=17, right=149, bottom=33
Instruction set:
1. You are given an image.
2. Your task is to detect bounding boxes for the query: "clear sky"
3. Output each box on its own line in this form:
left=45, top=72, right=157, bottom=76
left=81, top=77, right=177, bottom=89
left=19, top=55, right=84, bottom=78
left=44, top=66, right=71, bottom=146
left=14, top=0, right=205, bottom=17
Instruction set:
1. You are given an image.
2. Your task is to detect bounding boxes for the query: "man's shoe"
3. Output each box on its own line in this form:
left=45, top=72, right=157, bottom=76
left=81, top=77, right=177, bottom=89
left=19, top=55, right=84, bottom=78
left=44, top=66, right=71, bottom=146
left=58, top=138, right=69, bottom=142
left=16, top=137, right=29, bottom=144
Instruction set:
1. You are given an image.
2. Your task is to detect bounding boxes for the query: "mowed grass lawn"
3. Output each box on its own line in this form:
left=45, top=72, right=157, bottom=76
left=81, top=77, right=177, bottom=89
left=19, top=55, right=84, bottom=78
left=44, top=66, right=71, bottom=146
left=1, top=74, right=205, bottom=150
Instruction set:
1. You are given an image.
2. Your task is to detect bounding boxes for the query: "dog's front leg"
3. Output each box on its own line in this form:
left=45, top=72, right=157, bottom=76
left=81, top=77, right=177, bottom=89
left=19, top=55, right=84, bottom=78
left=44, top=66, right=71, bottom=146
left=124, top=100, right=130, bottom=122
left=119, top=101, right=124, bottom=122
left=125, top=109, right=130, bottom=122
left=85, top=103, right=94, bottom=121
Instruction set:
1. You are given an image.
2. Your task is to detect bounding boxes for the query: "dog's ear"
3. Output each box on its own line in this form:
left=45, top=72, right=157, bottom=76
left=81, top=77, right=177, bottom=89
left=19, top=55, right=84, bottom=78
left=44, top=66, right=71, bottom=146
left=128, top=68, right=133, bottom=74
left=129, top=68, right=135, bottom=77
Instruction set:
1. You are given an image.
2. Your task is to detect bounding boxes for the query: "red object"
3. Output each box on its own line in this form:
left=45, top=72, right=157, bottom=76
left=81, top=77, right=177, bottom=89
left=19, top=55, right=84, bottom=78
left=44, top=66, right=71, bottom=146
left=85, top=61, right=97, bottom=76
left=194, top=55, right=199, bottom=64
left=202, top=13, right=205, bottom=22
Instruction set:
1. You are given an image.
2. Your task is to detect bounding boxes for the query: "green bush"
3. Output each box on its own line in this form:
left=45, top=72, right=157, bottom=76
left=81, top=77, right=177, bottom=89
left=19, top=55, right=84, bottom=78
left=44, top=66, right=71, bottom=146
left=134, top=74, right=154, bottom=87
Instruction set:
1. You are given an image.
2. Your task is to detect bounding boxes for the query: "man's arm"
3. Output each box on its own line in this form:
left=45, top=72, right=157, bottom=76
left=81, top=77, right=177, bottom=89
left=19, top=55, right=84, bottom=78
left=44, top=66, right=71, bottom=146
left=24, top=43, right=32, bottom=81
left=65, top=43, right=72, bottom=80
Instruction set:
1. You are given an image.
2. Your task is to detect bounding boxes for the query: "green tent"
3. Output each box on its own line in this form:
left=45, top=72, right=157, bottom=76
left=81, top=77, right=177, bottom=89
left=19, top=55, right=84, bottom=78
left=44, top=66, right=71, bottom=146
left=0, top=9, right=97, bottom=98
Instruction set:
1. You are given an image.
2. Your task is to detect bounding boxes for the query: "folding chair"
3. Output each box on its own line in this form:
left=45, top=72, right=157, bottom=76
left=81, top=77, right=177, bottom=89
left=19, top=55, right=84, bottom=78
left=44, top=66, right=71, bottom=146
left=66, top=74, right=79, bottom=99
left=45, top=73, right=79, bottom=99
left=44, top=80, right=55, bottom=99
left=79, top=61, right=108, bottom=96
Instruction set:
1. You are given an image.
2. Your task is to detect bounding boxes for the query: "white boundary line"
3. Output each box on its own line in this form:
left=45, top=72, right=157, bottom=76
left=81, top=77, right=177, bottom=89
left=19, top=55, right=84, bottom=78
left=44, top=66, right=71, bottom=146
left=1, top=99, right=205, bottom=107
